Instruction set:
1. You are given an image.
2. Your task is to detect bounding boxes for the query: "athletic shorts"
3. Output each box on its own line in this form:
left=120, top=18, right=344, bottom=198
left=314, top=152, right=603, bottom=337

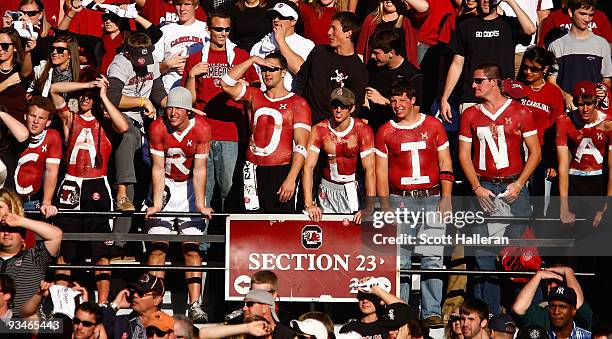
left=56, top=175, right=114, bottom=262
left=145, top=177, right=206, bottom=235
left=318, top=178, right=359, bottom=214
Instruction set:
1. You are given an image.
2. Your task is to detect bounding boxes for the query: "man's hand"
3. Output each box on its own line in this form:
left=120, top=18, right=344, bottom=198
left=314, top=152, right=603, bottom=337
left=475, top=186, right=496, bottom=212
left=277, top=178, right=296, bottom=203
left=546, top=168, right=557, bottom=179
left=439, top=98, right=453, bottom=123
left=142, top=97, right=156, bottom=118
left=165, top=53, right=188, bottom=74
left=273, top=23, right=287, bottom=41
left=437, top=196, right=452, bottom=217
left=502, top=182, right=521, bottom=203
left=250, top=55, right=278, bottom=69
left=40, top=203, right=58, bottom=218
left=113, top=289, right=131, bottom=309
left=197, top=206, right=213, bottom=219
left=37, top=280, right=53, bottom=297
left=560, top=206, right=576, bottom=224
left=562, top=92, right=576, bottom=111
left=24, top=38, right=36, bottom=53
left=354, top=205, right=374, bottom=225
left=246, top=320, right=272, bottom=336
left=3, top=72, right=21, bottom=87
left=189, top=62, right=209, bottom=78
left=72, top=281, right=89, bottom=302
left=305, top=205, right=322, bottom=222
left=365, top=87, right=389, bottom=105
left=145, top=206, right=160, bottom=219
left=593, top=203, right=606, bottom=227
left=545, top=266, right=573, bottom=278
left=0, top=213, right=23, bottom=227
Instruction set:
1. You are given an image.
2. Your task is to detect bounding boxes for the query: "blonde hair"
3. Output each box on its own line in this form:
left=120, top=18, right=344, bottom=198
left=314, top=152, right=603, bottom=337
left=19, top=0, right=51, bottom=38
left=0, top=188, right=24, bottom=217
left=371, top=0, right=404, bottom=26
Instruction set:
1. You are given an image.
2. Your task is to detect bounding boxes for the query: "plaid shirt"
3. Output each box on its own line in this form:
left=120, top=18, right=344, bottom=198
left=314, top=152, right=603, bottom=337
left=549, top=322, right=592, bottom=339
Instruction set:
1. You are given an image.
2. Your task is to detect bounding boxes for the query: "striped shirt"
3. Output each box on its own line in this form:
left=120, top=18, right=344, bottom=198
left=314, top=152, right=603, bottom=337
left=548, top=322, right=592, bottom=339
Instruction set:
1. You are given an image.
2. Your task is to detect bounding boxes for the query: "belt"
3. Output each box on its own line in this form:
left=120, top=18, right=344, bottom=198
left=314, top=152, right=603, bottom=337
left=478, top=175, right=518, bottom=184
left=389, top=185, right=440, bottom=198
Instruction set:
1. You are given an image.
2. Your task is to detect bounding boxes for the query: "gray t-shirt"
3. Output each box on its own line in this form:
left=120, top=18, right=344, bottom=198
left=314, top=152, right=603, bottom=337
left=107, top=54, right=162, bottom=124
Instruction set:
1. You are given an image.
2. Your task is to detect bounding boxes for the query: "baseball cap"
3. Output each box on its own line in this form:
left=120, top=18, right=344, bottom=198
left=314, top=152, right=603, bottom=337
left=147, top=310, right=174, bottom=332
left=377, top=303, right=417, bottom=330
left=502, top=79, right=527, bottom=99
left=517, top=324, right=548, bottom=339
left=128, top=273, right=165, bottom=295
left=244, top=289, right=280, bottom=322
left=291, top=319, right=329, bottom=339
left=268, top=1, right=299, bottom=20
left=167, top=87, right=194, bottom=111
left=489, top=314, right=517, bottom=335
left=573, top=81, right=597, bottom=97
left=331, top=87, right=356, bottom=106
left=124, top=45, right=154, bottom=68
left=547, top=285, right=577, bottom=307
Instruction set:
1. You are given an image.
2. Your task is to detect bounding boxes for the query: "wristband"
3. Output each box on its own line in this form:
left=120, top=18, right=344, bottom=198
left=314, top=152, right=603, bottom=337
left=221, top=73, right=238, bottom=87
left=67, top=14, right=74, bottom=19
left=439, top=171, right=455, bottom=182
left=513, top=181, right=523, bottom=189
left=304, top=202, right=316, bottom=209
left=473, top=185, right=481, bottom=192
left=139, top=97, right=145, bottom=108
left=293, top=144, right=307, bottom=158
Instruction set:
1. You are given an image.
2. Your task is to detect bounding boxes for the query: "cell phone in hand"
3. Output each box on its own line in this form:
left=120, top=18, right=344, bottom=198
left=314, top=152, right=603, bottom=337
left=7, top=11, right=22, bottom=21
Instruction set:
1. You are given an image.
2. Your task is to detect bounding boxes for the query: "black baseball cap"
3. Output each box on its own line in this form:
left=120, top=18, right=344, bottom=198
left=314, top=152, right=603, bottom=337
left=377, top=303, right=417, bottom=330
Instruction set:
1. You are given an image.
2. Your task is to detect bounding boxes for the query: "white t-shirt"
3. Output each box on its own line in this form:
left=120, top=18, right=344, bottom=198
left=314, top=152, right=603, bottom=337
left=153, top=19, right=208, bottom=91
left=250, top=32, right=315, bottom=91
left=499, top=0, right=554, bottom=53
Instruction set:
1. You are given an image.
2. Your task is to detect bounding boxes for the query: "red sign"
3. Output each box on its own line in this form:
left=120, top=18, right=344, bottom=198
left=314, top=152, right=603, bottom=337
left=225, top=214, right=398, bottom=301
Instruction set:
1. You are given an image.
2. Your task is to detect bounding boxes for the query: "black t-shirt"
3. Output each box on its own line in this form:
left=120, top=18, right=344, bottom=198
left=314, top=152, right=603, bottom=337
left=340, top=319, right=389, bottom=339
left=295, top=45, right=369, bottom=124
left=230, top=4, right=274, bottom=52
left=273, top=323, right=298, bottom=339
left=449, top=15, right=530, bottom=102
left=365, top=59, right=423, bottom=132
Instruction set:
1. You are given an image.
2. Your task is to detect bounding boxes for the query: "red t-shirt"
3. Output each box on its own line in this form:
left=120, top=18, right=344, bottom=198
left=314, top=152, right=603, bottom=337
left=68, top=0, right=132, bottom=37
left=520, top=82, right=565, bottom=145
left=538, top=8, right=612, bottom=45
left=181, top=47, right=258, bottom=141
left=415, top=0, right=456, bottom=46
left=310, top=118, right=374, bottom=184
left=148, top=115, right=212, bottom=182
left=375, top=114, right=449, bottom=191
left=459, top=100, right=538, bottom=177
left=556, top=111, right=612, bottom=174
left=15, top=129, right=62, bottom=197
left=237, top=87, right=312, bottom=166
left=298, top=3, right=335, bottom=45
left=140, top=0, right=207, bottom=26
left=64, top=113, right=113, bottom=178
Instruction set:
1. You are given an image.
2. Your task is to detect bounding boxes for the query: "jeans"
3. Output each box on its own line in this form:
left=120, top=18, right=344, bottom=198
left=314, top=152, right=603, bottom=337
left=205, top=140, right=239, bottom=211
left=390, top=194, right=444, bottom=318
left=471, top=180, right=532, bottom=315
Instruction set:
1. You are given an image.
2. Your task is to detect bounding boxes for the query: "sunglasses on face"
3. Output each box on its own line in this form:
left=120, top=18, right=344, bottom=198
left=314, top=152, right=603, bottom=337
left=449, top=315, right=461, bottom=323
left=524, top=65, right=544, bottom=73
left=147, top=327, right=170, bottom=337
left=73, top=318, right=96, bottom=328
left=0, top=43, right=13, bottom=51
left=260, top=66, right=283, bottom=73
left=50, top=46, right=68, bottom=54
left=210, top=26, right=231, bottom=32
left=271, top=14, right=293, bottom=21
left=22, top=10, right=41, bottom=17
left=244, top=301, right=262, bottom=307
left=102, top=14, right=118, bottom=22
left=472, top=77, right=492, bottom=84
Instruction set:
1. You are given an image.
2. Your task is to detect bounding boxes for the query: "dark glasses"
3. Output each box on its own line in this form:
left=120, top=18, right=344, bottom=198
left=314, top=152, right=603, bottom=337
left=472, top=77, right=492, bottom=84
left=524, top=65, right=544, bottom=73
left=50, top=46, right=68, bottom=54
left=210, top=26, right=231, bottom=32
left=260, top=66, right=283, bottom=73
left=244, top=301, right=260, bottom=307
left=0, top=43, right=13, bottom=51
left=146, top=327, right=169, bottom=337
left=449, top=315, right=461, bottom=323
left=22, top=10, right=41, bottom=17
left=73, top=318, right=96, bottom=328
left=102, top=14, right=118, bottom=21
left=271, top=13, right=293, bottom=20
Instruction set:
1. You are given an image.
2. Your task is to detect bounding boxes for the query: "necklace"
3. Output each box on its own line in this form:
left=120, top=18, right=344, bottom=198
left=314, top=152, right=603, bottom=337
left=0, top=67, right=12, bottom=75
left=530, top=79, right=545, bottom=92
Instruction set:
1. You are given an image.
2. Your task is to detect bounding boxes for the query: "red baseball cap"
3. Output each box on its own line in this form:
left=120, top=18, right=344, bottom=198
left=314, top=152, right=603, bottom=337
left=573, top=81, right=597, bottom=97
left=502, top=79, right=526, bottom=99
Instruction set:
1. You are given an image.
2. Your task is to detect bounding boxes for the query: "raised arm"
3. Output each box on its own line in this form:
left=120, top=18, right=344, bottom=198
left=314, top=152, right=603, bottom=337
left=97, top=77, right=129, bottom=134
left=2, top=213, right=62, bottom=256
left=504, top=0, right=536, bottom=35
left=512, top=270, right=563, bottom=315
left=221, top=56, right=277, bottom=99
left=0, top=110, right=28, bottom=142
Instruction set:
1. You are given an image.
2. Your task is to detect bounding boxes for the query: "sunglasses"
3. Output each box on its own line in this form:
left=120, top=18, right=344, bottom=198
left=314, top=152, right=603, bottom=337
left=524, top=65, right=544, bottom=73
left=0, top=43, right=13, bottom=51
left=449, top=315, right=461, bottom=323
left=472, top=77, right=493, bottom=84
left=260, top=66, right=283, bottom=73
left=73, top=318, right=96, bottom=328
left=271, top=13, right=293, bottom=21
left=244, top=301, right=262, bottom=307
left=210, top=26, right=231, bottom=32
left=50, top=46, right=68, bottom=54
left=147, top=327, right=170, bottom=337
left=22, top=10, right=41, bottom=17
left=102, top=14, right=118, bottom=22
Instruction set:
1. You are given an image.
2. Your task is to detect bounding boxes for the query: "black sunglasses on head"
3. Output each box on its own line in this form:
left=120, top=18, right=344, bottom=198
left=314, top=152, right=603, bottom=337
left=50, top=46, right=68, bottom=55
left=73, top=318, right=96, bottom=328
left=210, top=26, right=231, bottom=32
left=0, top=43, right=13, bottom=51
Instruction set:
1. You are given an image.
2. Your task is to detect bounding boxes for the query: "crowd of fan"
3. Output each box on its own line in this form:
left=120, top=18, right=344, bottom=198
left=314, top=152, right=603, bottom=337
left=0, top=0, right=611, bottom=337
